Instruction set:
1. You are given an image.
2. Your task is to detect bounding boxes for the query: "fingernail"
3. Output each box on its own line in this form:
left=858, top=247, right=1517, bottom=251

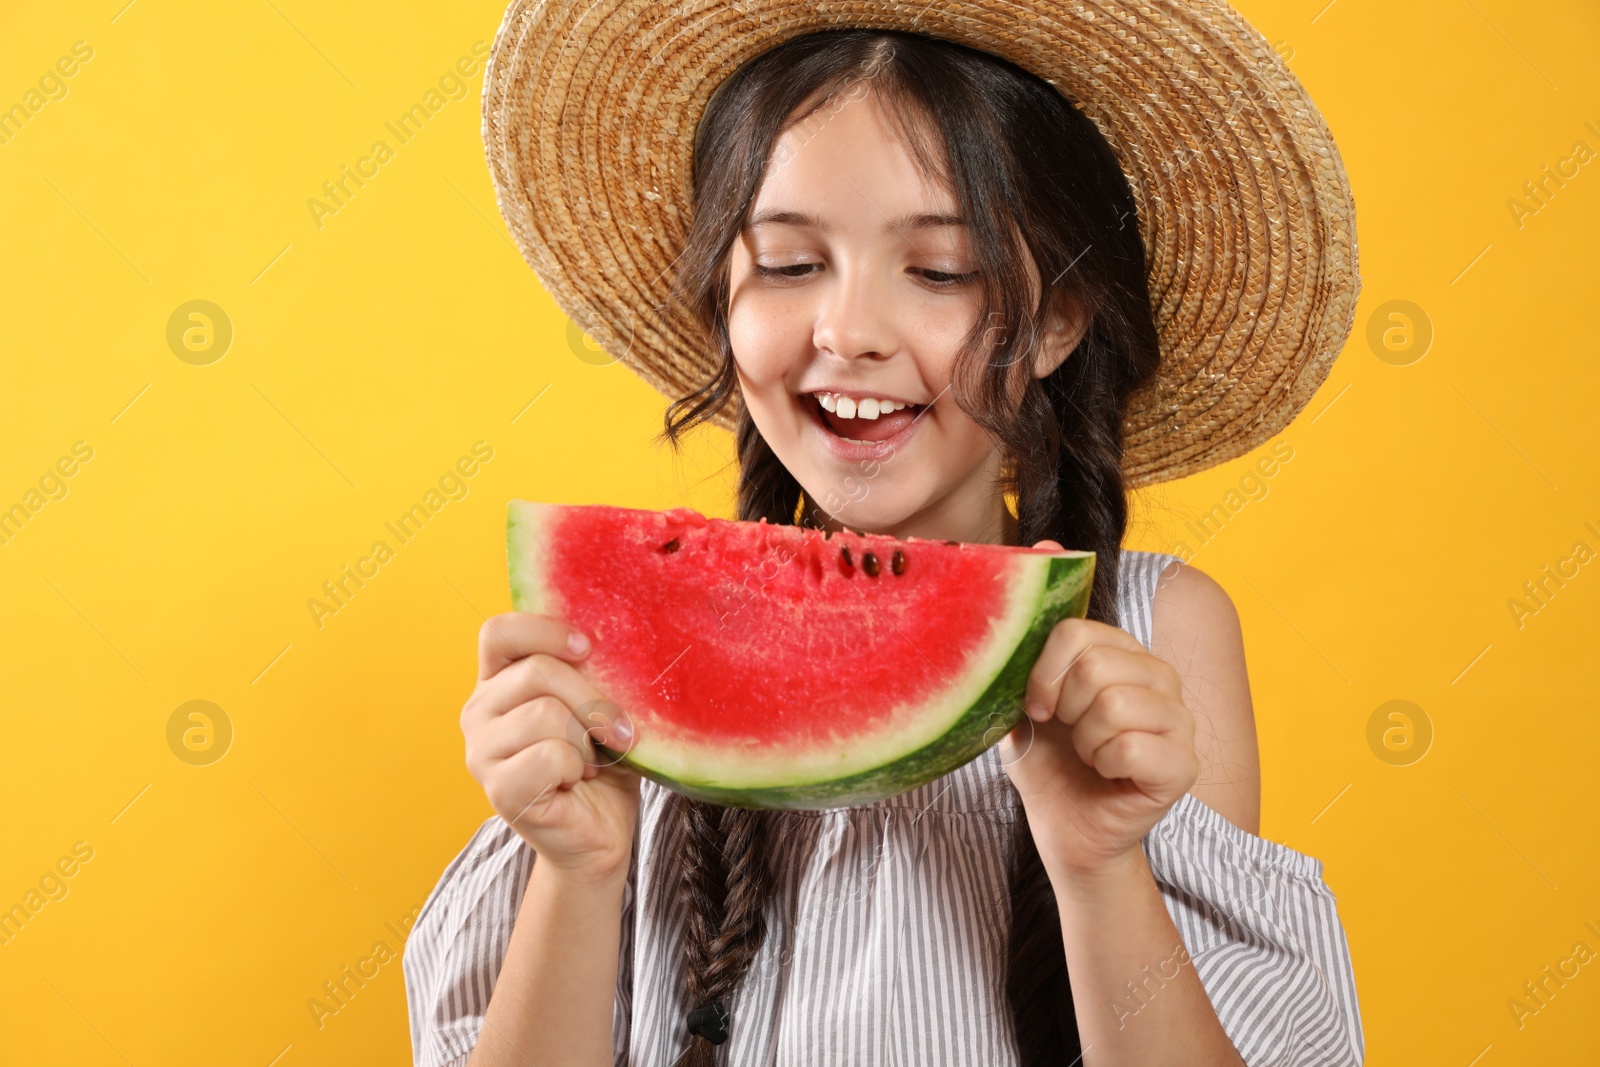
left=567, top=630, right=590, bottom=656
left=609, top=710, right=634, bottom=747
left=1025, top=701, right=1050, bottom=722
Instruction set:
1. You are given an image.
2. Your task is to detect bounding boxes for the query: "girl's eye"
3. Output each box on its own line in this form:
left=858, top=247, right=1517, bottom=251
left=916, top=268, right=978, bottom=288
left=751, top=263, right=819, bottom=280
left=749, top=263, right=977, bottom=288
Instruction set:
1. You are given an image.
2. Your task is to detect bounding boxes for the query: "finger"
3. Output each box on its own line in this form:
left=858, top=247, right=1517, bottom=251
left=483, top=737, right=588, bottom=825
left=1069, top=684, right=1191, bottom=767
left=1024, top=617, right=1146, bottom=721
left=1054, top=646, right=1183, bottom=727
left=462, top=651, right=569, bottom=734
left=473, top=651, right=595, bottom=720
left=469, top=695, right=586, bottom=772
left=488, top=653, right=636, bottom=750
left=1032, top=539, right=1065, bottom=551
left=1086, top=731, right=1198, bottom=804
left=478, top=612, right=591, bottom=682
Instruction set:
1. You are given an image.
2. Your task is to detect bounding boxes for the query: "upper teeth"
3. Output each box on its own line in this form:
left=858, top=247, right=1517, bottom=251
left=814, top=392, right=911, bottom=419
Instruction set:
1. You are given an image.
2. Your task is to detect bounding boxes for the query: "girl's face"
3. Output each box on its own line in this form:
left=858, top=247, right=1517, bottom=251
left=725, top=86, right=1079, bottom=544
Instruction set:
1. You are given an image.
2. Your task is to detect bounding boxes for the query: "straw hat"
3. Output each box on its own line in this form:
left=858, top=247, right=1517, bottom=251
left=481, top=0, right=1360, bottom=487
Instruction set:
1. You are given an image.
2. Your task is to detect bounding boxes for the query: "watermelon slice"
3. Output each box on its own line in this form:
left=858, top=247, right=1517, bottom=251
left=506, top=501, right=1094, bottom=810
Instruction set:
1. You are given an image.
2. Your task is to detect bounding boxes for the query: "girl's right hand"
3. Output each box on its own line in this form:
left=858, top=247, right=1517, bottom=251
left=462, top=612, right=641, bottom=883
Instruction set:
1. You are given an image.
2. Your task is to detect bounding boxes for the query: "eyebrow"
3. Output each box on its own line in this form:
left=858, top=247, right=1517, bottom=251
left=742, top=209, right=965, bottom=235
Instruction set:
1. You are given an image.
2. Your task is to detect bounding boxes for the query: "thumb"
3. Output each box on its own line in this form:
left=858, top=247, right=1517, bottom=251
left=1032, top=539, right=1065, bottom=551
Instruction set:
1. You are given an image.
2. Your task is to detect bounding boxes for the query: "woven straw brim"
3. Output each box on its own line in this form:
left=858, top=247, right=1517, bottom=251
left=482, top=0, right=1360, bottom=487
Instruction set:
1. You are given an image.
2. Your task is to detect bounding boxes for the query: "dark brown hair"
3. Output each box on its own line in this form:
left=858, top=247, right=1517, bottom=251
left=656, top=28, right=1161, bottom=1065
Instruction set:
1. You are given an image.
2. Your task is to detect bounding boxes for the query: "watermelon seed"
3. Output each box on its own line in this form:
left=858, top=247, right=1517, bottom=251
left=840, top=546, right=853, bottom=568
left=863, top=551, right=880, bottom=577
left=944, top=540, right=958, bottom=546
left=891, top=550, right=905, bottom=575
left=663, top=538, right=680, bottom=553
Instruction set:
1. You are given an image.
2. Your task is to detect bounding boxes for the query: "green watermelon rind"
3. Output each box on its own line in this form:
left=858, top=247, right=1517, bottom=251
left=506, top=501, right=1094, bottom=811
left=624, top=552, right=1094, bottom=810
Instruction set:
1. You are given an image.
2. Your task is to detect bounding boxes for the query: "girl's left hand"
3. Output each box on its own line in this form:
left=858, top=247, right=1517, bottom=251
left=1000, top=540, right=1199, bottom=879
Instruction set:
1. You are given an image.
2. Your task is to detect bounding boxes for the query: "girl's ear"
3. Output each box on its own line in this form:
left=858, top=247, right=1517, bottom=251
left=1032, top=297, right=1091, bottom=380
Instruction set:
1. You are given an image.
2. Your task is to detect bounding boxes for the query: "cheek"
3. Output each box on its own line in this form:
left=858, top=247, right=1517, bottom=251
left=727, top=309, right=785, bottom=386
left=925, top=391, right=1001, bottom=478
left=727, top=282, right=808, bottom=383
left=912, top=298, right=984, bottom=388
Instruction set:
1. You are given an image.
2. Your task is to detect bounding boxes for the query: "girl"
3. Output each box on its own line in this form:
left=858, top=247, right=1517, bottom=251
left=407, top=11, right=1362, bottom=1067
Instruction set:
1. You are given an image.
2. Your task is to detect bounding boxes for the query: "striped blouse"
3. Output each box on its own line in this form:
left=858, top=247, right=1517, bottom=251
left=403, top=550, right=1364, bottom=1066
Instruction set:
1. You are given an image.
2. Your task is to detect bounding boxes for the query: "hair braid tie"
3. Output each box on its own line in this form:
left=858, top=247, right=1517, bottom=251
left=686, top=999, right=731, bottom=1044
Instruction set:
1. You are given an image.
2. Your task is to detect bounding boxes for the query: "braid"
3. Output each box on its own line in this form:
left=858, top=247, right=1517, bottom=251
left=1005, top=808, right=1082, bottom=1064
left=1003, top=312, right=1139, bottom=1067
left=1025, top=329, right=1133, bottom=632
left=668, top=744, right=778, bottom=1066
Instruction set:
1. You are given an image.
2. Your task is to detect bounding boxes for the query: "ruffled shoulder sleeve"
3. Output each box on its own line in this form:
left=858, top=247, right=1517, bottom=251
left=400, top=815, right=636, bottom=1067
left=1142, top=794, right=1364, bottom=1066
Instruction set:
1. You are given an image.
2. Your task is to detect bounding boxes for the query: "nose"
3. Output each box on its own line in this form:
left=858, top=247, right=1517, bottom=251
left=811, top=261, right=896, bottom=362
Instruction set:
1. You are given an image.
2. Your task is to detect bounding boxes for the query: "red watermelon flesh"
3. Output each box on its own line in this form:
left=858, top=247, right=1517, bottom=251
left=508, top=501, right=1094, bottom=809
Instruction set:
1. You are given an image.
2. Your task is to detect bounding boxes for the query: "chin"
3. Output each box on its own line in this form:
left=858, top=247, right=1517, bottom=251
left=790, top=473, right=923, bottom=534
left=809, top=496, right=908, bottom=534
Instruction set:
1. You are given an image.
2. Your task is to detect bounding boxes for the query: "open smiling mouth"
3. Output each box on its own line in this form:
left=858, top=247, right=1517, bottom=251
left=804, top=390, right=928, bottom=448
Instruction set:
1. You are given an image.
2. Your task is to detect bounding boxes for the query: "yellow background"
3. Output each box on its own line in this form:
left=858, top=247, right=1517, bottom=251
left=1, top=0, right=1596, bottom=1063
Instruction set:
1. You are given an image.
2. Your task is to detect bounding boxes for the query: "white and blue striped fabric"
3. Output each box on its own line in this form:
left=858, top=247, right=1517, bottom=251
left=403, top=550, right=1364, bottom=1066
